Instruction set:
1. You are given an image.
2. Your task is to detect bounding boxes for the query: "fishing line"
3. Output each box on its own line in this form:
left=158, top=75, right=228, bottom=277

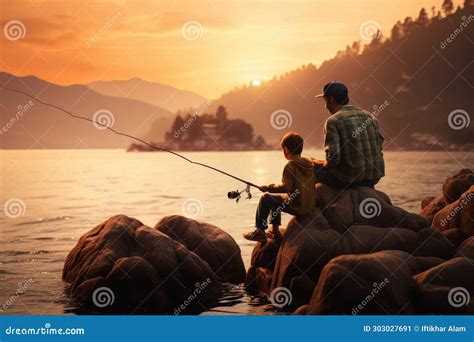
left=0, top=85, right=258, bottom=200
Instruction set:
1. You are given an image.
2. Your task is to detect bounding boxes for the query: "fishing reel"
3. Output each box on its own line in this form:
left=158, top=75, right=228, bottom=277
left=227, top=184, right=252, bottom=203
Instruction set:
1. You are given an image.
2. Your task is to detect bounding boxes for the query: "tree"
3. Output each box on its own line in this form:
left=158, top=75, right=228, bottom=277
left=166, top=115, right=185, bottom=140
left=351, top=41, right=361, bottom=55
left=417, top=8, right=429, bottom=27
left=442, top=0, right=454, bottom=15
left=390, top=21, right=404, bottom=41
left=216, top=105, right=228, bottom=121
left=225, top=119, right=253, bottom=143
left=402, top=16, right=415, bottom=35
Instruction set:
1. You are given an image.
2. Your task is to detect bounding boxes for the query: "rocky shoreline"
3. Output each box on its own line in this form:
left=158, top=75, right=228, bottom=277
left=62, top=169, right=474, bottom=314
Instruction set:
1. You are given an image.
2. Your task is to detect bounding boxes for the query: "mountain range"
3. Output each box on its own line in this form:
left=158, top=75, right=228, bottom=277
left=1, top=2, right=472, bottom=150
left=0, top=73, right=206, bottom=148
left=87, top=78, right=207, bottom=113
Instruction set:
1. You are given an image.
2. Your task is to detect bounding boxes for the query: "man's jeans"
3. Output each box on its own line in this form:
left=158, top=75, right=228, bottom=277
left=314, top=164, right=380, bottom=188
left=255, top=193, right=292, bottom=230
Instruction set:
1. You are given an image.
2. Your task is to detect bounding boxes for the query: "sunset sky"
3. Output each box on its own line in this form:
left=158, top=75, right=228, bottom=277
left=0, top=0, right=463, bottom=98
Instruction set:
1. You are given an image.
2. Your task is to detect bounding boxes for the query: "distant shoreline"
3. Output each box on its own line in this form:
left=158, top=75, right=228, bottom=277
left=0, top=147, right=472, bottom=152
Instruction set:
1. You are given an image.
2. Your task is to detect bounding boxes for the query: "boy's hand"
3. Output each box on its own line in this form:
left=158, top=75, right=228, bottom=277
left=258, top=185, right=268, bottom=192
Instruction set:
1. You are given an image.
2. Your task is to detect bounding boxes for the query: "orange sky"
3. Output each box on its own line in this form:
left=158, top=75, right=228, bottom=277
left=0, top=0, right=463, bottom=98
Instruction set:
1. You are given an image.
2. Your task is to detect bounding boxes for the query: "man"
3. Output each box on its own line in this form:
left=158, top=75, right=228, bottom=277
left=313, top=81, right=385, bottom=188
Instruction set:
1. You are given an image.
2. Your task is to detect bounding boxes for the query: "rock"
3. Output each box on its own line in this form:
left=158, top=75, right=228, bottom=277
left=419, top=195, right=447, bottom=223
left=295, top=251, right=419, bottom=315
left=415, top=283, right=474, bottom=314
left=63, top=215, right=220, bottom=313
left=271, top=211, right=344, bottom=306
left=245, top=238, right=282, bottom=295
left=442, top=169, right=474, bottom=203
left=245, top=170, right=474, bottom=314
left=443, top=228, right=469, bottom=249
left=432, top=185, right=474, bottom=235
left=421, top=196, right=436, bottom=209
left=246, top=207, right=456, bottom=308
left=345, top=226, right=456, bottom=259
left=414, top=257, right=474, bottom=314
left=414, top=257, right=474, bottom=292
left=458, top=236, right=474, bottom=259
left=155, top=215, right=245, bottom=285
left=315, top=183, right=429, bottom=232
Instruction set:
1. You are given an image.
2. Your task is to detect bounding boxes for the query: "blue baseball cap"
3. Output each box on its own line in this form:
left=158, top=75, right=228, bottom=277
left=315, top=81, right=348, bottom=99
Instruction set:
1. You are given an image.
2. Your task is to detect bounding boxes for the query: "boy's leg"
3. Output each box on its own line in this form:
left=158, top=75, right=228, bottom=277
left=255, top=193, right=286, bottom=230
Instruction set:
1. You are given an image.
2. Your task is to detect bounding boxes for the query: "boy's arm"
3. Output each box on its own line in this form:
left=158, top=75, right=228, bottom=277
left=266, top=165, right=293, bottom=193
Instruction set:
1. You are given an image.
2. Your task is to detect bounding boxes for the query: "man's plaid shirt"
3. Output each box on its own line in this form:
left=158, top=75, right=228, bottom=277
left=324, top=105, right=385, bottom=183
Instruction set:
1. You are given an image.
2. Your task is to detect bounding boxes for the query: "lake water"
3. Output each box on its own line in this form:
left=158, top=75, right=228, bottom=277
left=1, top=149, right=473, bottom=315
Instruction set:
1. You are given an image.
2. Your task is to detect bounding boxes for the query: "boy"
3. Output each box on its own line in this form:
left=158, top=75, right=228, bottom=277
left=243, top=132, right=316, bottom=242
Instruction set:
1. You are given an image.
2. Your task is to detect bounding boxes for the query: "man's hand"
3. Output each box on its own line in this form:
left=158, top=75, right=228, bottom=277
left=311, top=158, right=326, bottom=167
left=258, top=185, right=268, bottom=192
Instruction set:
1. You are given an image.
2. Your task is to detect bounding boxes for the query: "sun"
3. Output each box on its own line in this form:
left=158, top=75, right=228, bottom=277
left=251, top=79, right=261, bottom=87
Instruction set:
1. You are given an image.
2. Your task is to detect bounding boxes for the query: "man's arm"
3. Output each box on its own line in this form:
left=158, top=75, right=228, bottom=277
left=324, top=117, right=341, bottom=167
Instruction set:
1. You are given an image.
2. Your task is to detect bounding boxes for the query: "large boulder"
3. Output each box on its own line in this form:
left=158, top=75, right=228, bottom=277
left=315, top=184, right=429, bottom=231
left=245, top=238, right=282, bottom=295
left=244, top=169, right=474, bottom=314
left=414, top=257, right=474, bottom=314
left=63, top=215, right=221, bottom=313
left=248, top=210, right=455, bottom=308
left=432, top=185, right=474, bottom=235
left=458, top=236, right=474, bottom=259
left=294, top=251, right=426, bottom=315
left=155, top=215, right=246, bottom=285
left=420, top=195, right=447, bottom=223
left=442, top=169, right=474, bottom=203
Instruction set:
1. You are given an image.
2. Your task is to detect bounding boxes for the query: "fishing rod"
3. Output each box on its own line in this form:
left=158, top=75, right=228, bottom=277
left=0, top=84, right=258, bottom=202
